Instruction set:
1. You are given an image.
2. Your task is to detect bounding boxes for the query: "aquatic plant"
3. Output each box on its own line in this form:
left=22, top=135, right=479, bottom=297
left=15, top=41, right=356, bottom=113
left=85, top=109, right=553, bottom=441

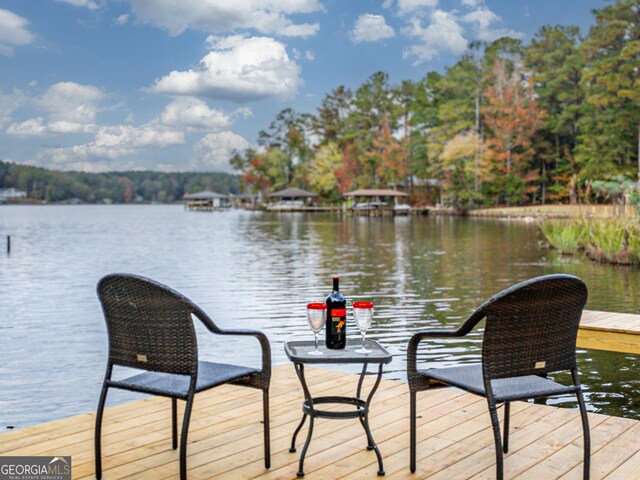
left=585, top=219, right=631, bottom=264
left=540, top=220, right=587, bottom=254
left=542, top=217, right=640, bottom=266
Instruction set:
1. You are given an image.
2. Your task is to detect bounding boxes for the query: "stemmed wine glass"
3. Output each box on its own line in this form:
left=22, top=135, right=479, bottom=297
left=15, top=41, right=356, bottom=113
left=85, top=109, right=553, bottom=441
left=353, top=301, right=374, bottom=354
left=306, top=303, right=327, bottom=355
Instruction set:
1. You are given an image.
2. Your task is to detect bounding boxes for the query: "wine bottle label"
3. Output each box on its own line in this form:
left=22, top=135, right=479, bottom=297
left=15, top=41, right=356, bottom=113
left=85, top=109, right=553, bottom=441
left=331, top=308, right=346, bottom=317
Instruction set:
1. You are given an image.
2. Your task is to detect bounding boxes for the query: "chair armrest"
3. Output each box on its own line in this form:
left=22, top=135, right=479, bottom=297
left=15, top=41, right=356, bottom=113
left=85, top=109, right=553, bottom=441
left=192, top=307, right=271, bottom=380
left=407, top=308, right=485, bottom=378
left=407, top=330, right=464, bottom=372
left=216, top=329, right=272, bottom=380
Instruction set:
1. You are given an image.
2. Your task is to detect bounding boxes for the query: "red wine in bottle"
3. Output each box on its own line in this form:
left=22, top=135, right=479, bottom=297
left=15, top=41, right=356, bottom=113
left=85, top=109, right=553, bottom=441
left=326, top=276, right=346, bottom=349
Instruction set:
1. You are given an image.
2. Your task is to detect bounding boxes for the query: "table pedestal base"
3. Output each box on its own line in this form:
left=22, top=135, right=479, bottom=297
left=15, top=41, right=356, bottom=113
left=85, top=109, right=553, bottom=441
left=290, top=363, right=385, bottom=477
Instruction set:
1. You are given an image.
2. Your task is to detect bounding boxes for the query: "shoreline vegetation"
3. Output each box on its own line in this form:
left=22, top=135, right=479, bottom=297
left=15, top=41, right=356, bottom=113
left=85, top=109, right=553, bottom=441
left=229, top=1, right=640, bottom=212
left=541, top=214, right=640, bottom=266
left=0, top=160, right=239, bottom=204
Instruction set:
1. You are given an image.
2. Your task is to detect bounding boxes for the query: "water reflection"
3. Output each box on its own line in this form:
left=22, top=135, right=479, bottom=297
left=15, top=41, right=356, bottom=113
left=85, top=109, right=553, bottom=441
left=0, top=206, right=638, bottom=428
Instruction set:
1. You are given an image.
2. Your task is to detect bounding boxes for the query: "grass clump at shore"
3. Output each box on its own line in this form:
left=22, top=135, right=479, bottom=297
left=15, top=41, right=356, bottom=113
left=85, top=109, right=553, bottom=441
left=540, top=220, right=588, bottom=254
left=541, top=217, right=640, bottom=265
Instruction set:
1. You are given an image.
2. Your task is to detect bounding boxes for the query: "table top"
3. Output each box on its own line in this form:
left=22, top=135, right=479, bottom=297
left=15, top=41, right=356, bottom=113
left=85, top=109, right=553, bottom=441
left=284, top=339, right=392, bottom=364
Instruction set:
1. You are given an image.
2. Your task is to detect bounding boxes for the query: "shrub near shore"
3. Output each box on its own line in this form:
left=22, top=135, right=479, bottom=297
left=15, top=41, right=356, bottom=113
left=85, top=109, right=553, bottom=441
left=541, top=217, right=640, bottom=265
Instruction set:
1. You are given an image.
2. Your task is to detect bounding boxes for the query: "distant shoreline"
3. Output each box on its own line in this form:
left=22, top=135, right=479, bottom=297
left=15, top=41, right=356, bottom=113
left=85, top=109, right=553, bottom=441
left=0, top=200, right=184, bottom=206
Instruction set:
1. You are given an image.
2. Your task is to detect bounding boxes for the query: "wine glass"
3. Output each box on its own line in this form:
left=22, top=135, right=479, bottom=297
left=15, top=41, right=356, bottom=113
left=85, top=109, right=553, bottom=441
left=306, top=303, right=327, bottom=355
left=353, top=301, right=374, bottom=354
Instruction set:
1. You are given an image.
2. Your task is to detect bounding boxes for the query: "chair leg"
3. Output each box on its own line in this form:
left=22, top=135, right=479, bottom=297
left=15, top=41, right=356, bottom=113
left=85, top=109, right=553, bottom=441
left=488, top=401, right=504, bottom=480
left=172, top=398, right=178, bottom=450
left=410, top=389, right=417, bottom=473
left=576, top=390, right=591, bottom=480
left=263, top=389, right=271, bottom=469
left=179, top=394, right=194, bottom=480
left=503, top=402, right=510, bottom=454
left=94, top=384, right=109, bottom=479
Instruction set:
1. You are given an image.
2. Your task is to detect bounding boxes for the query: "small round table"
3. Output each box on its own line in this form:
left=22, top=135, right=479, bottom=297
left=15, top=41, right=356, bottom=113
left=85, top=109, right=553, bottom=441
left=284, top=339, right=393, bottom=477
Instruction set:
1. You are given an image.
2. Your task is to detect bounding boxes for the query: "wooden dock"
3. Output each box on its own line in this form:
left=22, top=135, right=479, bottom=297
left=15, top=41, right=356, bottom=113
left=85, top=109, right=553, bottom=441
left=2, top=364, right=639, bottom=479
left=579, top=310, right=640, bottom=354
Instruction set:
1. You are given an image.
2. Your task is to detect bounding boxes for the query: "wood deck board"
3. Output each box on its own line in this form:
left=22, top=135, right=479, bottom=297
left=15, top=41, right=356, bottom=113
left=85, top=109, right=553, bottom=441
left=1, top=364, right=639, bottom=480
left=70, top=371, right=384, bottom=477
left=579, top=310, right=640, bottom=353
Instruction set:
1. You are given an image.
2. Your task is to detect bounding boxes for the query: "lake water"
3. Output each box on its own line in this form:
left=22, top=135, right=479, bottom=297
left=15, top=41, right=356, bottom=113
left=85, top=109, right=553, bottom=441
left=1, top=205, right=639, bottom=430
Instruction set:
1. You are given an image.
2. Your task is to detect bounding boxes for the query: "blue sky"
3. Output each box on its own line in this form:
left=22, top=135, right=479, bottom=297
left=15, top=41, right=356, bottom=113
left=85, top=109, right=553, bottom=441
left=0, top=0, right=606, bottom=173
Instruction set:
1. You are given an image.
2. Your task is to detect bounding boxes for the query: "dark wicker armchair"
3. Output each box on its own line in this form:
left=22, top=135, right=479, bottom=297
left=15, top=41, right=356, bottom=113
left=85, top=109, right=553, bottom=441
left=95, top=274, right=271, bottom=480
left=407, top=274, right=590, bottom=480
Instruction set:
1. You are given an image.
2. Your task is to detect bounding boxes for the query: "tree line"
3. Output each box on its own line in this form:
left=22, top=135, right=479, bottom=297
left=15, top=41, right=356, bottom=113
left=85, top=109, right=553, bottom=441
left=0, top=160, right=239, bottom=203
left=231, top=0, right=640, bottom=208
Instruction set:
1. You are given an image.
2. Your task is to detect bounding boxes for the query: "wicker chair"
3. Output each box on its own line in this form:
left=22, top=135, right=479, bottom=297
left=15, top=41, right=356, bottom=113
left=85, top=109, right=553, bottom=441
left=95, top=274, right=271, bottom=480
left=407, top=274, right=590, bottom=480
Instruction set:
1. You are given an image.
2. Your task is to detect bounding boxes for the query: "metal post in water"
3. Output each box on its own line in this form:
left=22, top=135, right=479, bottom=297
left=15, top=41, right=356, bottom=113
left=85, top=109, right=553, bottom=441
left=6, top=235, right=10, bottom=254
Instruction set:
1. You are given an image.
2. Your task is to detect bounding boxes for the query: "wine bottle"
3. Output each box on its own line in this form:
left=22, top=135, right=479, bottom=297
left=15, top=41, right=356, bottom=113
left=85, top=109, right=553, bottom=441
left=326, top=275, right=347, bottom=349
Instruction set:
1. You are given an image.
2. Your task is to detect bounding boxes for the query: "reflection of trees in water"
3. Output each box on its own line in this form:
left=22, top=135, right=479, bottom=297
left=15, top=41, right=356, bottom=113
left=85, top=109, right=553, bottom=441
left=237, top=213, right=640, bottom=419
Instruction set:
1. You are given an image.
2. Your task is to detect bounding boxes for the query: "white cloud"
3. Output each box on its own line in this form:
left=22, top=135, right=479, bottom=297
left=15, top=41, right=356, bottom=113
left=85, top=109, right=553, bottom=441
left=6, top=84, right=254, bottom=172
left=0, top=8, right=35, bottom=56
left=91, top=124, right=184, bottom=152
left=0, top=90, right=26, bottom=128
left=462, top=7, right=523, bottom=42
left=159, top=96, right=251, bottom=132
left=350, top=14, right=395, bottom=44
left=7, top=118, right=47, bottom=136
left=193, top=131, right=251, bottom=171
left=40, top=82, right=105, bottom=125
left=34, top=123, right=184, bottom=171
left=461, top=0, right=481, bottom=6
left=115, top=14, right=130, bottom=25
left=125, top=0, right=322, bottom=37
left=397, top=0, right=438, bottom=16
left=7, top=82, right=106, bottom=136
left=402, top=10, right=467, bottom=63
left=150, top=36, right=301, bottom=102
left=305, top=50, right=315, bottom=60
left=8, top=117, right=97, bottom=136
left=55, top=0, right=100, bottom=10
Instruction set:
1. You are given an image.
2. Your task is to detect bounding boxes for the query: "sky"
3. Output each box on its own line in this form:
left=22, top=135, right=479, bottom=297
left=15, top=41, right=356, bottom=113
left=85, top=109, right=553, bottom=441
left=0, top=0, right=607, bottom=174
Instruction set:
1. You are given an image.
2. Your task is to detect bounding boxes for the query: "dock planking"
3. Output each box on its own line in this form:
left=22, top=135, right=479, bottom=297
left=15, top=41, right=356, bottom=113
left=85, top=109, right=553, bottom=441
left=1, top=364, right=639, bottom=479
left=579, top=310, right=640, bottom=354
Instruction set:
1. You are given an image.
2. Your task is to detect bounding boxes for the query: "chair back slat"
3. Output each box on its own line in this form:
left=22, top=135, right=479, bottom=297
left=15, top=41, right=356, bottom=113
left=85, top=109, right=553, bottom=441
left=481, top=275, right=587, bottom=380
left=98, top=274, right=198, bottom=376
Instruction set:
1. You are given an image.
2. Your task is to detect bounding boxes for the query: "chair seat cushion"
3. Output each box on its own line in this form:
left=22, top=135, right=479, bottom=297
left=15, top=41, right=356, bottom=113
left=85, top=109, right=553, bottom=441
left=110, top=361, right=258, bottom=398
left=421, top=364, right=578, bottom=401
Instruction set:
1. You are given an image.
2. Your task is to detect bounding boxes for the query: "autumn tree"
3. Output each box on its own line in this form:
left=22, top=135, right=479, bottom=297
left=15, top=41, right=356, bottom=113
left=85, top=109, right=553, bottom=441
left=483, top=58, right=547, bottom=205
left=427, top=48, right=486, bottom=195
left=369, top=114, right=409, bottom=188
left=306, top=142, right=343, bottom=200
left=238, top=150, right=270, bottom=194
left=525, top=25, right=584, bottom=202
left=440, top=131, right=486, bottom=208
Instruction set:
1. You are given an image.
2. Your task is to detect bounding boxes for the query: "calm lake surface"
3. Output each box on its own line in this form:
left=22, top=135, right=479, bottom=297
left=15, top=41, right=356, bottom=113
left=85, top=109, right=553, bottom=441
left=1, top=205, right=639, bottom=429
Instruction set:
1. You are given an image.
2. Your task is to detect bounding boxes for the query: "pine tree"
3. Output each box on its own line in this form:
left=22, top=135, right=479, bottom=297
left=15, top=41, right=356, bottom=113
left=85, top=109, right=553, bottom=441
left=577, top=0, right=640, bottom=183
left=526, top=25, right=584, bottom=202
